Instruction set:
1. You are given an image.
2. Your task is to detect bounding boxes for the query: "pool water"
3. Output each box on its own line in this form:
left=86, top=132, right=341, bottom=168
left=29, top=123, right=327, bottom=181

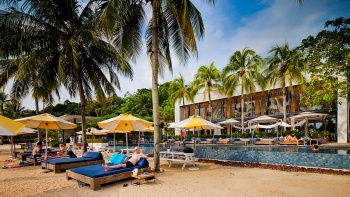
left=106, top=144, right=350, bottom=170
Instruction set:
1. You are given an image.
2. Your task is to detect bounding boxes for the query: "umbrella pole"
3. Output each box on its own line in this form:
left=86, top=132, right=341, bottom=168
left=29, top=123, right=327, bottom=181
left=126, top=132, right=129, bottom=154
left=114, top=133, right=116, bottom=152
left=193, top=127, right=196, bottom=155
left=42, top=125, right=52, bottom=173
left=230, top=124, right=233, bottom=144
left=138, top=130, right=140, bottom=146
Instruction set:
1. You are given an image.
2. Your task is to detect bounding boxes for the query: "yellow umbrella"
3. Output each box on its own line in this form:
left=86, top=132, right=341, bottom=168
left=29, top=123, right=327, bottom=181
left=16, top=113, right=77, bottom=172
left=170, top=115, right=223, bottom=158
left=0, top=115, right=25, bottom=135
left=98, top=114, right=152, bottom=153
left=145, top=126, right=155, bottom=132
left=0, top=115, right=25, bottom=157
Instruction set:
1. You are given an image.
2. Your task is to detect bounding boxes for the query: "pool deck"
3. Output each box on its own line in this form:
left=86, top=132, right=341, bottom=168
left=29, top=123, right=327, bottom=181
left=321, top=143, right=350, bottom=147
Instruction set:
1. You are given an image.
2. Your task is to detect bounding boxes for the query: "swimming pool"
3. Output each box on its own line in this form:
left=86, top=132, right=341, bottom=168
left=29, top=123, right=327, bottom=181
left=106, top=144, right=350, bottom=170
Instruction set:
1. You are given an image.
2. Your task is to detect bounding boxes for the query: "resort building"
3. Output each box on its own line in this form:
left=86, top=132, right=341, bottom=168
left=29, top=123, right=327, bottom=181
left=174, top=84, right=349, bottom=144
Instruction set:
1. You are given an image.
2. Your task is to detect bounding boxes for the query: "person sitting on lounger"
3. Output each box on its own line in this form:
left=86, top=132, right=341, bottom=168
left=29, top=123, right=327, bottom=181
left=31, top=141, right=42, bottom=159
left=284, top=134, right=292, bottom=141
left=57, top=144, right=67, bottom=156
left=102, top=146, right=147, bottom=171
left=291, top=136, right=298, bottom=141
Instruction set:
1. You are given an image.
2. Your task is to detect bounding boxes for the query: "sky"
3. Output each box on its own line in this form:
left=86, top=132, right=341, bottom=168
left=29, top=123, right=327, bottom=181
left=3, top=0, right=350, bottom=110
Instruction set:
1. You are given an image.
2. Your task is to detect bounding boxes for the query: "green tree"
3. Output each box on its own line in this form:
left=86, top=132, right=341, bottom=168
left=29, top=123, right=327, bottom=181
left=5, top=98, right=25, bottom=119
left=193, top=62, right=222, bottom=121
left=299, top=17, right=350, bottom=107
left=0, top=1, right=133, bottom=152
left=265, top=42, right=307, bottom=123
left=99, top=0, right=216, bottom=171
left=0, top=60, right=60, bottom=115
left=0, top=91, right=8, bottom=115
left=222, top=47, right=263, bottom=130
left=169, top=73, right=194, bottom=119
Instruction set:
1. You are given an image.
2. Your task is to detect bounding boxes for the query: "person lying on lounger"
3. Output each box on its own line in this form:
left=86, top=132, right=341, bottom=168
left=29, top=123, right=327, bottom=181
left=57, top=144, right=67, bottom=156
left=102, top=146, right=147, bottom=171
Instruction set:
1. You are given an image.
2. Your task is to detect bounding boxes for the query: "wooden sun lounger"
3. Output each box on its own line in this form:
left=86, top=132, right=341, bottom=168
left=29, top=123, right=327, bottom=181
left=66, top=158, right=151, bottom=190
left=42, top=152, right=104, bottom=173
left=254, top=141, right=276, bottom=145
left=43, top=159, right=105, bottom=173
left=66, top=166, right=151, bottom=190
left=279, top=140, right=305, bottom=145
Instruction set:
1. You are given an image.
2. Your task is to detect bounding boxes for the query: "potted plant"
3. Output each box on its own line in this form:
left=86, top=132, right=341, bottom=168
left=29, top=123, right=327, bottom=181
left=321, top=130, right=330, bottom=142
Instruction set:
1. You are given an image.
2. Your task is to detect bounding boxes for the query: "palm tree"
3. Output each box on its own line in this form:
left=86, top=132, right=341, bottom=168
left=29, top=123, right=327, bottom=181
left=0, top=59, right=60, bottom=115
left=222, top=47, right=263, bottom=131
left=0, top=1, right=133, bottom=152
left=98, top=0, right=216, bottom=171
left=265, top=42, right=306, bottom=124
left=0, top=91, right=8, bottom=115
left=169, top=73, right=194, bottom=120
left=192, top=62, right=222, bottom=122
left=4, top=98, right=25, bottom=119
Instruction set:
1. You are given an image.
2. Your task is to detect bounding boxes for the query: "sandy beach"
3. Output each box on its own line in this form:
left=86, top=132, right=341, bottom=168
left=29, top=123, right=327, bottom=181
left=1, top=144, right=349, bottom=197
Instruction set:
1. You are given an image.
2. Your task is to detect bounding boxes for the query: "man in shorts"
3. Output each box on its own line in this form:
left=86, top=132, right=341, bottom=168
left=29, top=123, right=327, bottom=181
left=102, top=146, right=147, bottom=171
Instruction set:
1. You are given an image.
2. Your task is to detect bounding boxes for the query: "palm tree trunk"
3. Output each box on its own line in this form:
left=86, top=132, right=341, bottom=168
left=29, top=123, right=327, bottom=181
left=241, top=85, right=245, bottom=133
left=208, top=89, right=212, bottom=122
left=282, top=86, right=287, bottom=131
left=76, top=67, right=87, bottom=153
left=151, top=0, right=160, bottom=172
left=35, top=95, right=40, bottom=140
left=183, top=97, right=186, bottom=119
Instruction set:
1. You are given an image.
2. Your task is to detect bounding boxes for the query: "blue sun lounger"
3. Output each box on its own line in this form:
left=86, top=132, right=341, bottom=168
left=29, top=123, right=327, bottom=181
left=41, top=152, right=104, bottom=173
left=66, top=158, right=151, bottom=190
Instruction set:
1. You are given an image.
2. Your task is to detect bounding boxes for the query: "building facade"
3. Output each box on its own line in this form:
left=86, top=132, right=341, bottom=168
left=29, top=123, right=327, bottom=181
left=174, top=85, right=348, bottom=143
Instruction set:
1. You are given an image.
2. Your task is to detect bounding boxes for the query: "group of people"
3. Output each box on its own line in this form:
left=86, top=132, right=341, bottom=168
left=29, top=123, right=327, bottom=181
left=31, top=142, right=68, bottom=158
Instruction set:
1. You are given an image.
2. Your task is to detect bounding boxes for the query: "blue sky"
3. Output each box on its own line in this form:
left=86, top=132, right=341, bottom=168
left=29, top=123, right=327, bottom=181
left=3, top=0, right=350, bottom=110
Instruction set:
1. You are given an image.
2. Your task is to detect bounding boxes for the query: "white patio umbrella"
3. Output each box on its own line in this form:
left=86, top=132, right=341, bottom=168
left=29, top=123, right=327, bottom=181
left=170, top=115, right=223, bottom=157
left=249, top=115, right=281, bottom=140
left=288, top=112, right=328, bottom=138
left=16, top=113, right=77, bottom=172
left=218, top=119, right=240, bottom=143
left=98, top=114, right=152, bottom=154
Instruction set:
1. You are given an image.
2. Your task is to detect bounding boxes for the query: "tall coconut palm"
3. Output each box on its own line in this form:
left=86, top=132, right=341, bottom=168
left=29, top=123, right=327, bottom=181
left=0, top=1, right=133, bottom=152
left=169, top=73, right=194, bottom=120
left=98, top=0, right=216, bottom=171
left=265, top=42, right=306, bottom=124
left=222, top=47, right=264, bottom=131
left=192, top=62, right=222, bottom=122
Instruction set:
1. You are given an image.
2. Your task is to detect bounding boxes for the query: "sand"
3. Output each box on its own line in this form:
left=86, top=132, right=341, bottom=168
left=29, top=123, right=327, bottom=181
left=1, top=144, right=349, bottom=197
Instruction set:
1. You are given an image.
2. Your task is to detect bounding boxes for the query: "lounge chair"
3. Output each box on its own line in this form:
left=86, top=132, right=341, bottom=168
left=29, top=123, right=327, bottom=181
left=66, top=157, right=151, bottom=190
left=41, top=151, right=104, bottom=173
left=254, top=138, right=275, bottom=145
left=279, top=140, right=305, bottom=145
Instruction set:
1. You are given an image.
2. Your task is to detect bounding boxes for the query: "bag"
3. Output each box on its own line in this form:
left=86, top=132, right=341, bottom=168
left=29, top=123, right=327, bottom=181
left=183, top=147, right=194, bottom=153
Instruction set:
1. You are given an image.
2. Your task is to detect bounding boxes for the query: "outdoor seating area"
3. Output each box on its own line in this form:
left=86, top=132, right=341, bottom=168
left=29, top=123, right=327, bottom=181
left=66, top=157, right=151, bottom=190
left=42, top=151, right=104, bottom=173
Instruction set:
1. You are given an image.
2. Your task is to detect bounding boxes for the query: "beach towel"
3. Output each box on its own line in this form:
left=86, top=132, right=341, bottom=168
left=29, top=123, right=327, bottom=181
left=108, top=154, right=127, bottom=164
